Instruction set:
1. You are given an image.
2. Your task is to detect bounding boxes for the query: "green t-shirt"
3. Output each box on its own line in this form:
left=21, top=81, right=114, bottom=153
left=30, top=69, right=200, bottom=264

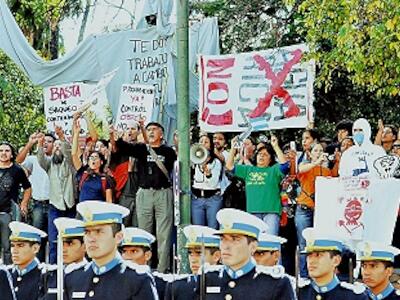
left=234, top=164, right=284, bottom=214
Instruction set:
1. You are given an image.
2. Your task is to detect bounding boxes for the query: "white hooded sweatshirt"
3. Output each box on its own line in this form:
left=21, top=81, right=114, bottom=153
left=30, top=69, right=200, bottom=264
left=339, top=118, right=386, bottom=178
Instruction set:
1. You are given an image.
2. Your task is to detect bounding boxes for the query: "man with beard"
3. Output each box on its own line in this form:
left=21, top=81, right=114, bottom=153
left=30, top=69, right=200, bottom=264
left=36, top=127, right=77, bottom=264
left=0, top=142, right=31, bottom=265
left=17, top=132, right=54, bottom=261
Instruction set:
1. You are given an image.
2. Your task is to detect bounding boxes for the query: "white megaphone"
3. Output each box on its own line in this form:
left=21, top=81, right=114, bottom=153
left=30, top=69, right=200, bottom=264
left=190, top=144, right=209, bottom=165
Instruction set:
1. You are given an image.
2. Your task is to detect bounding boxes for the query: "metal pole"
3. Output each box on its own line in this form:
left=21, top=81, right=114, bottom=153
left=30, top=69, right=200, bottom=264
left=176, top=0, right=190, bottom=273
left=57, top=233, right=63, bottom=300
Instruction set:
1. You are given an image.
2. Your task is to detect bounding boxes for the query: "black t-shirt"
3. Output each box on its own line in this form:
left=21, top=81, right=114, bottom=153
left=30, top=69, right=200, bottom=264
left=116, top=140, right=176, bottom=189
left=0, top=163, right=31, bottom=213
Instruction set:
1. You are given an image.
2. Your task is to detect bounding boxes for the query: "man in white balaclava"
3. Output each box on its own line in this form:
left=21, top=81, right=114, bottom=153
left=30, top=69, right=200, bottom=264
left=339, top=118, right=386, bottom=178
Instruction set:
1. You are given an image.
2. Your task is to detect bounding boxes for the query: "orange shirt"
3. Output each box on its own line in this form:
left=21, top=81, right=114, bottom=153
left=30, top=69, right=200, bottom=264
left=297, top=165, right=332, bottom=208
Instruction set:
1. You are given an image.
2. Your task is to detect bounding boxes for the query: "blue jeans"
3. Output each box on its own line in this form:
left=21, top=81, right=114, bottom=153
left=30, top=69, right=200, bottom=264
left=191, top=194, right=223, bottom=229
left=32, top=200, right=49, bottom=262
left=253, top=213, right=281, bottom=235
left=294, top=206, right=314, bottom=278
left=48, top=204, right=76, bottom=264
left=0, top=212, right=12, bottom=264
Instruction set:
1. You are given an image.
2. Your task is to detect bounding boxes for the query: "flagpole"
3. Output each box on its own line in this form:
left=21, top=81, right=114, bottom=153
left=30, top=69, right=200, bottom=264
left=176, top=0, right=190, bottom=273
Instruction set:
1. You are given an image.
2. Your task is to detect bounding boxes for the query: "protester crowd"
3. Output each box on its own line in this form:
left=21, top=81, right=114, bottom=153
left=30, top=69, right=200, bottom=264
left=0, top=113, right=400, bottom=300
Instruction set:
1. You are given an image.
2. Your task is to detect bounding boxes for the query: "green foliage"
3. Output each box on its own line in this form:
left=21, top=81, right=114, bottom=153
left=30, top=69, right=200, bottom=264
left=191, top=0, right=302, bottom=54
left=0, top=51, right=46, bottom=148
left=298, top=0, right=400, bottom=97
left=7, top=0, right=83, bottom=58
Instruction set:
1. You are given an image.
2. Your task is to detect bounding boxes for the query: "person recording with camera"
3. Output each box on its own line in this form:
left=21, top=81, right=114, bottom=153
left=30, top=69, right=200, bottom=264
left=295, top=142, right=340, bottom=278
left=191, top=133, right=223, bottom=229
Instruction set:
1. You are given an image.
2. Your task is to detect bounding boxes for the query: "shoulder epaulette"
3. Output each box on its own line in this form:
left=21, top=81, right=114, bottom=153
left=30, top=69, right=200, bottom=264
left=122, top=261, right=151, bottom=275
left=201, top=263, right=224, bottom=275
left=153, top=272, right=175, bottom=282
left=41, top=264, right=58, bottom=274
left=297, top=277, right=311, bottom=288
left=255, top=265, right=285, bottom=279
left=154, top=272, right=190, bottom=283
left=5, top=265, right=13, bottom=271
left=340, top=282, right=366, bottom=294
left=65, top=261, right=89, bottom=275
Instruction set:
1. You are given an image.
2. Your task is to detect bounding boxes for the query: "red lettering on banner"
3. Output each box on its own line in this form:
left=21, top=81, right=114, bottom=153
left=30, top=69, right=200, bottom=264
left=201, top=107, right=233, bottom=125
left=207, top=82, right=228, bottom=105
left=49, top=85, right=82, bottom=101
left=201, top=58, right=235, bottom=126
left=248, top=49, right=302, bottom=118
left=206, top=58, right=235, bottom=79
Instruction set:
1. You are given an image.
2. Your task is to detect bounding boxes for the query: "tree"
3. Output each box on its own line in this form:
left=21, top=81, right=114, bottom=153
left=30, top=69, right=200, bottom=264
left=7, top=0, right=83, bottom=59
left=191, top=0, right=302, bottom=54
left=0, top=51, right=46, bottom=148
left=297, top=0, right=400, bottom=97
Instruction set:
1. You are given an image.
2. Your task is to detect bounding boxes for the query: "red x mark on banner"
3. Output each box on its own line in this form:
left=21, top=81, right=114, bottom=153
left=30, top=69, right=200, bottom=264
left=248, top=49, right=303, bottom=119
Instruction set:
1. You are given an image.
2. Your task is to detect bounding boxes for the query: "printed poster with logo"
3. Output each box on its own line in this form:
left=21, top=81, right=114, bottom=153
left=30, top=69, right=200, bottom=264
left=314, top=177, right=400, bottom=246
left=198, top=43, right=315, bottom=132
left=114, top=84, right=155, bottom=131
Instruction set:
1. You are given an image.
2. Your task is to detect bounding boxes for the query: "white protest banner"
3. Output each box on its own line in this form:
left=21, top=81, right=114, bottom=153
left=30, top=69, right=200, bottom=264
left=314, top=177, right=400, bottom=246
left=199, top=44, right=315, bottom=132
left=44, top=83, right=88, bottom=136
left=114, top=84, right=155, bottom=131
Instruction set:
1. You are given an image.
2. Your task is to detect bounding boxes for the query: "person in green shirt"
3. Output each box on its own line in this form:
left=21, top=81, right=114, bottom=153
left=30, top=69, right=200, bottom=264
left=226, top=135, right=288, bottom=235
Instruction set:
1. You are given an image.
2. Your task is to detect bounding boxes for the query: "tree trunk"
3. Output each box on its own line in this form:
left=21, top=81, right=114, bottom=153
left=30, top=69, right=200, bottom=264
left=78, top=0, right=92, bottom=44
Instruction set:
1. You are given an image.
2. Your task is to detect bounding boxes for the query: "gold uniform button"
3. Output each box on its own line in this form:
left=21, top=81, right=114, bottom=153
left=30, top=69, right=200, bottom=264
left=228, top=281, right=236, bottom=288
left=225, top=294, right=233, bottom=300
left=316, top=295, right=322, bottom=300
left=88, top=290, right=95, bottom=297
left=17, top=277, right=22, bottom=282
left=93, top=277, right=99, bottom=283
left=14, top=287, right=19, bottom=292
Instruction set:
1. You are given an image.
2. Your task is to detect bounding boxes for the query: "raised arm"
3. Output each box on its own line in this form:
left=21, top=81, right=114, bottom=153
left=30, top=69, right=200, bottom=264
left=83, top=113, right=98, bottom=143
left=226, top=137, right=239, bottom=171
left=271, top=135, right=287, bottom=164
left=71, top=114, right=83, bottom=170
left=374, top=119, right=384, bottom=145
left=36, top=133, right=51, bottom=172
left=16, top=133, right=39, bottom=163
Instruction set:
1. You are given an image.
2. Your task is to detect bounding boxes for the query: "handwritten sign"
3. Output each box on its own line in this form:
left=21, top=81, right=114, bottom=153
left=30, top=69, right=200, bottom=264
left=44, top=83, right=88, bottom=136
left=115, top=84, right=155, bottom=131
left=199, top=44, right=315, bottom=132
left=127, top=37, right=172, bottom=112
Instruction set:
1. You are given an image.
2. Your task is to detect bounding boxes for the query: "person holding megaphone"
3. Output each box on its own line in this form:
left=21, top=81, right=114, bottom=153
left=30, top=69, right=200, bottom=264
left=191, top=133, right=223, bottom=229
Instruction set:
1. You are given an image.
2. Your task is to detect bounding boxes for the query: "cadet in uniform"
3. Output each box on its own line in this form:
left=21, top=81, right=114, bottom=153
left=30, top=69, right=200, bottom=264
left=8, top=221, right=47, bottom=300
left=165, top=225, right=221, bottom=300
left=299, top=227, right=368, bottom=300
left=120, top=227, right=167, bottom=299
left=64, top=201, right=158, bottom=300
left=198, top=208, right=295, bottom=300
left=358, top=241, right=400, bottom=299
left=41, top=217, right=87, bottom=300
left=253, top=232, right=287, bottom=267
left=0, top=264, right=16, bottom=300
